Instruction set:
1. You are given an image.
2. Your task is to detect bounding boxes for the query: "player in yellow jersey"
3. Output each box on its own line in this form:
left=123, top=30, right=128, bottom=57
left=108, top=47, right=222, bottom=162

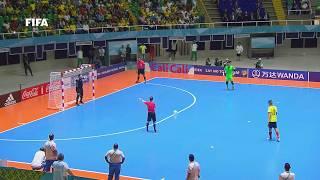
left=268, top=100, right=280, bottom=142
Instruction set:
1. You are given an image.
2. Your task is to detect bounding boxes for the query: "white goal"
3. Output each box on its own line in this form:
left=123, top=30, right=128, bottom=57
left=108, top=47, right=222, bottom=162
left=48, top=64, right=96, bottom=110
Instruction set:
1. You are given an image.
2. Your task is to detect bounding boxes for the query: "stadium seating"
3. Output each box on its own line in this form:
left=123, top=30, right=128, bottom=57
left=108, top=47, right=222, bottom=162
left=218, top=0, right=267, bottom=22
left=287, top=0, right=311, bottom=14
left=0, top=0, right=204, bottom=34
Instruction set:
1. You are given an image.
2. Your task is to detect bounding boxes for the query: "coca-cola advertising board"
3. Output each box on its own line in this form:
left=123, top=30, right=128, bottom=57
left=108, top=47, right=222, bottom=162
left=21, top=82, right=50, bottom=101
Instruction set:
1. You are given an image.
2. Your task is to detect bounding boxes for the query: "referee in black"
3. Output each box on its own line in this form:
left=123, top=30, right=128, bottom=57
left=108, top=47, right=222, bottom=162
left=76, top=74, right=83, bottom=106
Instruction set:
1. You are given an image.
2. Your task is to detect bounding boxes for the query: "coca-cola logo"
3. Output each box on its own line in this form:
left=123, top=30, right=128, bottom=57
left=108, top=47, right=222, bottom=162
left=22, top=87, right=39, bottom=100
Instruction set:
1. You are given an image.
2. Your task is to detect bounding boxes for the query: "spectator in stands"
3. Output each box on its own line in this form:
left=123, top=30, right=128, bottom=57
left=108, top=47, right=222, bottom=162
left=43, top=133, right=58, bottom=172
left=243, top=11, right=250, bottom=22
left=52, top=153, right=75, bottom=180
left=230, top=12, right=236, bottom=22
left=235, top=42, right=244, bottom=61
left=77, top=47, right=84, bottom=67
left=301, top=0, right=310, bottom=14
left=23, top=54, right=33, bottom=76
left=222, top=11, right=229, bottom=22
left=191, top=41, right=198, bottom=61
left=205, top=58, right=211, bottom=66
left=99, top=46, right=105, bottom=66
left=126, top=44, right=132, bottom=64
left=214, top=58, right=223, bottom=66
left=31, top=147, right=46, bottom=170
left=88, top=47, right=95, bottom=64
left=291, top=0, right=300, bottom=14
left=279, top=163, right=295, bottom=180
left=105, top=143, right=125, bottom=180
left=250, top=12, right=256, bottom=21
left=119, top=45, right=126, bottom=63
left=255, top=58, right=263, bottom=69
left=186, top=154, right=200, bottom=180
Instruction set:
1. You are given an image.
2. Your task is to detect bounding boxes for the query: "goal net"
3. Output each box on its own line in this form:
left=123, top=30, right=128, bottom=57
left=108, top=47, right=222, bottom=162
left=48, top=64, right=96, bottom=110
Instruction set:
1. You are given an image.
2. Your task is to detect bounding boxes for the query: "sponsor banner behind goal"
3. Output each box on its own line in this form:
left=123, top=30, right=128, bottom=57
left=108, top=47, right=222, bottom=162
left=194, top=65, right=248, bottom=78
left=20, top=82, right=50, bottom=101
left=0, top=91, right=21, bottom=108
left=149, top=62, right=194, bottom=74
left=309, top=72, right=320, bottom=82
left=247, top=69, right=308, bottom=81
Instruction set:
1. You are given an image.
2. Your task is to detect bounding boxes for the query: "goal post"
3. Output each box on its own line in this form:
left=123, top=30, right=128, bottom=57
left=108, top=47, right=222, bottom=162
left=48, top=64, right=96, bottom=110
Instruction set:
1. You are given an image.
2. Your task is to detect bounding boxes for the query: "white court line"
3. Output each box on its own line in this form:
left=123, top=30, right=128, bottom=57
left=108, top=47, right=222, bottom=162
left=7, top=160, right=150, bottom=180
left=153, top=77, right=320, bottom=90
left=0, top=82, right=197, bottom=142
left=0, top=78, right=157, bottom=135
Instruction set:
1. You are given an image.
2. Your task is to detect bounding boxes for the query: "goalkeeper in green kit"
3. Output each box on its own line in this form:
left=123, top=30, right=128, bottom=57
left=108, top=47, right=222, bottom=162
left=224, top=59, right=235, bottom=90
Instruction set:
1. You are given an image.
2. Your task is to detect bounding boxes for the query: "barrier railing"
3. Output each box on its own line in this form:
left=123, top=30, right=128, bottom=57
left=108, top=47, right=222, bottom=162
left=0, top=19, right=316, bottom=40
left=288, top=9, right=312, bottom=15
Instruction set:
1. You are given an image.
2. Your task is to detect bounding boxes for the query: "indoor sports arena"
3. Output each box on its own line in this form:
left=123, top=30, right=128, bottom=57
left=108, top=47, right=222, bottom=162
left=0, top=0, right=320, bottom=180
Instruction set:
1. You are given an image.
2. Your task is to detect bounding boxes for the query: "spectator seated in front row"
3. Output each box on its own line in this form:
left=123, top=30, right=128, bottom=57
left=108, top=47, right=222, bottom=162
left=205, top=58, right=211, bottom=66
left=214, top=58, right=223, bottom=67
left=255, top=58, right=263, bottom=69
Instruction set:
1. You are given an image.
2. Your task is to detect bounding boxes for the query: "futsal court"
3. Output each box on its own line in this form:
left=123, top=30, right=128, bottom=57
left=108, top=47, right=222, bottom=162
left=0, top=71, right=320, bottom=179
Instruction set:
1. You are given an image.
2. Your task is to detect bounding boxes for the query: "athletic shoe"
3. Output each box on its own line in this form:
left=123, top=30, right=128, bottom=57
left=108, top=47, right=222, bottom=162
left=267, top=137, right=272, bottom=141
left=277, top=138, right=280, bottom=142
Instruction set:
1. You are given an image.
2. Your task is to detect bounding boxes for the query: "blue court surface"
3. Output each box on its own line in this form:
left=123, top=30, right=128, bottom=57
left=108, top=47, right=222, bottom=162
left=0, top=77, right=320, bottom=179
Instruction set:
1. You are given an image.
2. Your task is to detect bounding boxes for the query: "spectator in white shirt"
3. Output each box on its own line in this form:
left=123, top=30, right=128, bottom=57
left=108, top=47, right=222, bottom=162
left=279, top=163, right=295, bottom=180
left=31, top=147, right=45, bottom=170
left=191, top=41, right=198, bottom=61
left=105, top=143, right=125, bottom=180
left=235, top=42, right=244, bottom=61
left=52, top=153, right=75, bottom=180
left=98, top=46, right=105, bottom=66
left=77, top=47, right=84, bottom=67
left=186, top=154, right=200, bottom=180
left=83, top=23, right=89, bottom=32
left=43, top=133, right=58, bottom=172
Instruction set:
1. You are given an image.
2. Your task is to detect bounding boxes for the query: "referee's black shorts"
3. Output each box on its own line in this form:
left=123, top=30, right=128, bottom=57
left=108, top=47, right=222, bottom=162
left=138, top=69, right=145, bottom=75
left=268, top=122, right=277, bottom=129
left=147, top=112, right=156, bottom=122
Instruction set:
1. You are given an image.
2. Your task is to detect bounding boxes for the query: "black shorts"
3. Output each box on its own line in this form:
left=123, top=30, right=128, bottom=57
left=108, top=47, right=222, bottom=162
left=147, top=112, right=156, bottom=122
left=76, top=88, right=83, bottom=95
left=138, top=69, right=145, bottom=75
left=237, top=53, right=241, bottom=56
left=268, top=122, right=277, bottom=129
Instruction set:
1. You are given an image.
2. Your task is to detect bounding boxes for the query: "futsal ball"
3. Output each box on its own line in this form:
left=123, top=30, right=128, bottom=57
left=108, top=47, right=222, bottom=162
left=173, top=110, right=178, bottom=114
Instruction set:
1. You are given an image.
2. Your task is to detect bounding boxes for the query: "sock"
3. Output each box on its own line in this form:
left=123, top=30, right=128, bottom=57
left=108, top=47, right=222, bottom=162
left=276, top=131, right=280, bottom=139
left=146, top=123, right=149, bottom=131
left=153, top=124, right=156, bottom=132
left=231, top=81, right=234, bottom=85
left=226, top=81, right=229, bottom=88
left=144, top=76, right=146, bottom=82
left=269, top=131, right=272, bottom=139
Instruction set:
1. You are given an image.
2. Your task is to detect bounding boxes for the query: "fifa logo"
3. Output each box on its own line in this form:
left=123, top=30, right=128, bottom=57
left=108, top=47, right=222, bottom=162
left=25, top=18, right=48, bottom=27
